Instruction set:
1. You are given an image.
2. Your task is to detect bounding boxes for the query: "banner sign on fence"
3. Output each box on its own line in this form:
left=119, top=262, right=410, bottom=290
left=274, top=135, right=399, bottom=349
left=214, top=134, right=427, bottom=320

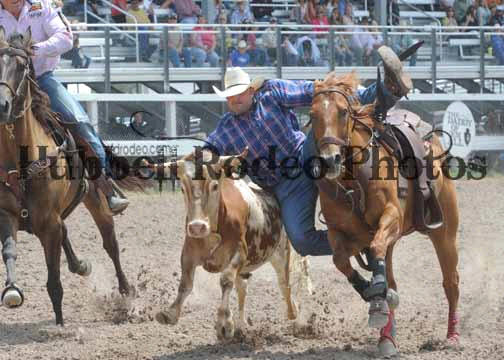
left=442, top=101, right=476, bottom=159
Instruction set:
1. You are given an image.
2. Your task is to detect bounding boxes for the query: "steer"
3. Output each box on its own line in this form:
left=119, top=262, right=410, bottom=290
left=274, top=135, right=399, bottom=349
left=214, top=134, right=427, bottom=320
left=152, top=149, right=312, bottom=340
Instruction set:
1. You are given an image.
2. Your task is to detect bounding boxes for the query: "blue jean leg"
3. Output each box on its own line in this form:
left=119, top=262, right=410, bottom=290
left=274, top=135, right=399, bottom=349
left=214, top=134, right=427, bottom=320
left=272, top=130, right=333, bottom=257
left=36, top=71, right=107, bottom=170
left=357, top=82, right=399, bottom=112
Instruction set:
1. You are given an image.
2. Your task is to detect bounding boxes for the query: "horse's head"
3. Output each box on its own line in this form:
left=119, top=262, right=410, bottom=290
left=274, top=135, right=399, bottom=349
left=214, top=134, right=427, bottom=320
left=0, top=26, right=33, bottom=124
left=310, top=71, right=362, bottom=179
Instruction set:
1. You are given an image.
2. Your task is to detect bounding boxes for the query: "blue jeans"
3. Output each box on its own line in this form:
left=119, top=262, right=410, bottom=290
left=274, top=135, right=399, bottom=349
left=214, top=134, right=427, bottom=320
left=165, top=47, right=192, bottom=67
left=272, top=82, right=397, bottom=256
left=191, top=48, right=219, bottom=67
left=37, top=71, right=107, bottom=171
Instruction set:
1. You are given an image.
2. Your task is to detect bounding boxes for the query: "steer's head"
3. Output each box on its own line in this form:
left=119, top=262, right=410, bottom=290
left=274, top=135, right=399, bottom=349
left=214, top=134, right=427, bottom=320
left=150, top=148, right=247, bottom=238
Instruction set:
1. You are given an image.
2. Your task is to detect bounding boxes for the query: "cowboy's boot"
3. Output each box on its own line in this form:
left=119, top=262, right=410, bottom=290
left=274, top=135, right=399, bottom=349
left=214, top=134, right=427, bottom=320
left=378, top=45, right=412, bottom=98
left=94, top=174, right=130, bottom=215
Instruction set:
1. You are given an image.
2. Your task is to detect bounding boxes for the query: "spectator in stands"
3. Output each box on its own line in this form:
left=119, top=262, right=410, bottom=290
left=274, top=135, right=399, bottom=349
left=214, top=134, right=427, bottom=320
left=86, top=0, right=102, bottom=28
left=161, top=0, right=200, bottom=24
left=462, top=5, right=479, bottom=30
left=231, top=0, right=255, bottom=24
left=190, top=14, right=220, bottom=67
left=213, top=0, right=230, bottom=23
left=305, top=0, right=318, bottom=23
left=489, top=4, right=504, bottom=25
left=485, top=110, right=503, bottom=133
left=112, top=0, right=128, bottom=24
left=61, top=20, right=92, bottom=69
left=475, top=0, right=492, bottom=25
left=245, top=24, right=269, bottom=65
left=342, top=1, right=355, bottom=25
left=491, top=23, right=504, bottom=64
left=488, top=2, right=498, bottom=24
left=363, top=19, right=384, bottom=66
left=326, top=0, right=342, bottom=18
left=291, top=0, right=308, bottom=24
left=329, top=7, right=343, bottom=25
left=392, top=20, right=416, bottom=66
left=215, top=13, right=234, bottom=56
left=454, top=0, right=469, bottom=23
left=334, top=31, right=353, bottom=66
left=312, top=5, right=330, bottom=36
left=347, top=18, right=365, bottom=65
left=251, top=0, right=273, bottom=22
left=142, top=0, right=158, bottom=22
left=127, top=0, right=156, bottom=62
left=111, top=0, right=129, bottom=46
left=229, top=40, right=252, bottom=66
left=281, top=34, right=299, bottom=65
left=442, top=7, right=459, bottom=31
left=159, top=13, right=192, bottom=67
left=295, top=35, right=323, bottom=66
left=262, top=17, right=278, bottom=63
left=130, top=112, right=152, bottom=137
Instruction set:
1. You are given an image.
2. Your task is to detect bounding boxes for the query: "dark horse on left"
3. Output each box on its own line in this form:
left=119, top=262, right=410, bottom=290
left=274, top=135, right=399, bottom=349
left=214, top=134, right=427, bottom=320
left=0, top=28, right=148, bottom=325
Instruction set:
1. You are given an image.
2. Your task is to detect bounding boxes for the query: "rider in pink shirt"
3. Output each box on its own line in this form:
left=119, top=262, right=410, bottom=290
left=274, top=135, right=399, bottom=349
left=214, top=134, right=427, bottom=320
left=0, top=0, right=129, bottom=214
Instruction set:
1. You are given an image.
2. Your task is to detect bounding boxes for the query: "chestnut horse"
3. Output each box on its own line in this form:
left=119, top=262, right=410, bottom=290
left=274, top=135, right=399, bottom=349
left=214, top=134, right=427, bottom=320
left=0, top=29, right=146, bottom=325
left=310, top=72, right=460, bottom=356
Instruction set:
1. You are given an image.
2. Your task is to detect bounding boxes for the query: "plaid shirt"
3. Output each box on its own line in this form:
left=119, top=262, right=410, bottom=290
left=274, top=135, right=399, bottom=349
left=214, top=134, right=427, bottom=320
left=206, top=79, right=313, bottom=188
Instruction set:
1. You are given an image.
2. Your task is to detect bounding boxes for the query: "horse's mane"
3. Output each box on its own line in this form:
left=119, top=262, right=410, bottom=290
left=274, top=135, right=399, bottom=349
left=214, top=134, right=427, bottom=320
left=6, top=33, right=58, bottom=126
left=316, top=71, right=376, bottom=119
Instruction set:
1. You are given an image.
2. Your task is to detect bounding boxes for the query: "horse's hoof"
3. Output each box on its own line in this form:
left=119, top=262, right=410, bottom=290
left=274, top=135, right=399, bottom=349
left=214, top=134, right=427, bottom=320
left=78, top=260, right=92, bottom=277
left=155, top=309, right=178, bottom=325
left=216, top=318, right=235, bottom=341
left=379, top=338, right=398, bottom=358
left=2, top=285, right=24, bottom=308
left=445, top=334, right=460, bottom=348
left=368, top=298, right=389, bottom=328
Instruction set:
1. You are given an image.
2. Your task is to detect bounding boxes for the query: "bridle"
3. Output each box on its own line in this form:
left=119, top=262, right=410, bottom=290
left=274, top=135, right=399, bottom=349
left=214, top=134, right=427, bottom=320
left=311, top=87, right=376, bottom=163
left=0, top=46, right=34, bottom=123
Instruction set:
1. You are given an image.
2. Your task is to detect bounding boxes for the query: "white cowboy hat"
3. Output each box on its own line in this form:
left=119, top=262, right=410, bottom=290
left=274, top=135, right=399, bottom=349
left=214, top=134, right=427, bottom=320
left=212, top=67, right=265, bottom=98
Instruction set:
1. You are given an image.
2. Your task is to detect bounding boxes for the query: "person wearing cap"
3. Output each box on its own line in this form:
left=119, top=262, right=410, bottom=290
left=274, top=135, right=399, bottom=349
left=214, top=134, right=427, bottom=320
left=229, top=40, right=251, bottom=66
left=159, top=12, right=192, bottom=67
left=205, top=47, right=412, bottom=257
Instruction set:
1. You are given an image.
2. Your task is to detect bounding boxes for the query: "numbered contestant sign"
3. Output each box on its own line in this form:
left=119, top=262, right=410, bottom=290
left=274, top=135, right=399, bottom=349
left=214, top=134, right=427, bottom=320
left=442, top=101, right=476, bottom=159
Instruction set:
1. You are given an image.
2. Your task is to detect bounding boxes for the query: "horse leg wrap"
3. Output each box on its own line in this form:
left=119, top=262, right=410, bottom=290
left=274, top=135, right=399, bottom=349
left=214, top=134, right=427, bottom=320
left=363, top=257, right=387, bottom=300
left=348, top=270, right=371, bottom=301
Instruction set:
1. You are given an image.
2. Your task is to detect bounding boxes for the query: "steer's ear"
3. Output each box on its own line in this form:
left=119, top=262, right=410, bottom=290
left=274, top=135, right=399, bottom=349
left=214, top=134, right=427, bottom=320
left=214, top=147, right=249, bottom=177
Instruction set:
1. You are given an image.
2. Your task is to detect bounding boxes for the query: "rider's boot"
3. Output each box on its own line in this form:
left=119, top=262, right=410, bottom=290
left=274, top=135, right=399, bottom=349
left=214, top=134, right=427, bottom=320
left=378, top=45, right=412, bottom=98
left=94, top=173, right=130, bottom=215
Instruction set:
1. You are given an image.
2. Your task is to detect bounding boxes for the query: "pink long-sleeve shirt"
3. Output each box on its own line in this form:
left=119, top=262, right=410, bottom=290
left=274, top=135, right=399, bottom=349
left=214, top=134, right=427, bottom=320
left=0, top=0, right=73, bottom=78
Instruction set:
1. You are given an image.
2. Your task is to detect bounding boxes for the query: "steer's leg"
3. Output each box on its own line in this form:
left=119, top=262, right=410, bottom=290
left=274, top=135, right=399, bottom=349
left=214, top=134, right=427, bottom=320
left=234, top=273, right=249, bottom=335
left=156, top=242, right=196, bottom=325
left=216, top=242, right=245, bottom=341
left=270, top=235, right=298, bottom=320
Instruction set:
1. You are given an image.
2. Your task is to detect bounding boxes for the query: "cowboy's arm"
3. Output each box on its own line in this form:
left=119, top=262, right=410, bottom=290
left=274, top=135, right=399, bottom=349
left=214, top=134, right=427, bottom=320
left=34, top=1, right=73, bottom=57
left=269, top=79, right=314, bottom=108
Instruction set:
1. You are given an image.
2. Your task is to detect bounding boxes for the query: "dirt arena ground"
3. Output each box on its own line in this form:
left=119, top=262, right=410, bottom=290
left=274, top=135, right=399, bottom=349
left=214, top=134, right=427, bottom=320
left=0, top=175, right=503, bottom=360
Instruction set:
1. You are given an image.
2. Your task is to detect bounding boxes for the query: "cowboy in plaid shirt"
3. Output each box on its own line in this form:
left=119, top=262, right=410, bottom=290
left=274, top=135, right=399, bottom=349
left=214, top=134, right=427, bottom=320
left=206, top=46, right=411, bottom=257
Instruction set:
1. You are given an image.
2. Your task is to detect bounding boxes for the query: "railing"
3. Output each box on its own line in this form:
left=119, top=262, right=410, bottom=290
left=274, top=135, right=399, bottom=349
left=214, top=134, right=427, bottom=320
left=66, top=23, right=504, bottom=94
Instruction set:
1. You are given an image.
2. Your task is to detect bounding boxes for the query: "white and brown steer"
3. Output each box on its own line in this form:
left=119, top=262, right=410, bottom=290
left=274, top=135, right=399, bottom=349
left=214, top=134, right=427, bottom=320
left=153, top=150, right=312, bottom=340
